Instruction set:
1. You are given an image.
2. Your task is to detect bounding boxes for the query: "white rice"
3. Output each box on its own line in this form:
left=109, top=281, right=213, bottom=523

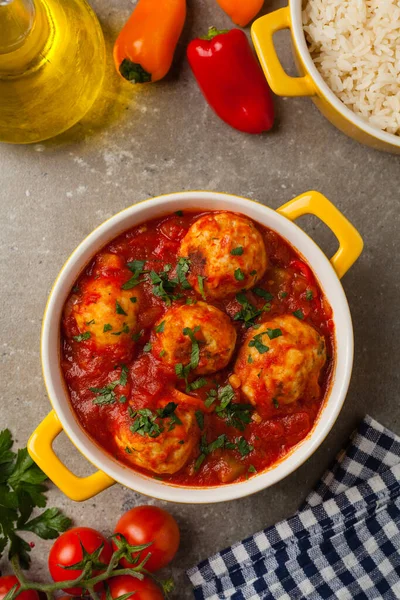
left=302, top=0, right=400, bottom=135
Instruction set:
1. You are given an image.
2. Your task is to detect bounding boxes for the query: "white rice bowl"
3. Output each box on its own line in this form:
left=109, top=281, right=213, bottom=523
left=302, top=0, right=400, bottom=135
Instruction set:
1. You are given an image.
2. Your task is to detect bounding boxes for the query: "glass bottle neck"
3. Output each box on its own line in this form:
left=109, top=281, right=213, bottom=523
left=0, top=0, right=36, bottom=54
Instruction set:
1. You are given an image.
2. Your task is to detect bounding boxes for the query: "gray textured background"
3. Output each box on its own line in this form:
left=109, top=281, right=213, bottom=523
left=1, top=0, right=399, bottom=597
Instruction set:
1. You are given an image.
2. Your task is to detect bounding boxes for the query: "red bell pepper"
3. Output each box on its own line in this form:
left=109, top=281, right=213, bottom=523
left=187, top=27, right=274, bottom=134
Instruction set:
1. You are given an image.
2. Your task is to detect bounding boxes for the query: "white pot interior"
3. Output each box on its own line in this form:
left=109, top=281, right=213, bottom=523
left=42, top=191, right=354, bottom=503
left=290, top=0, right=400, bottom=148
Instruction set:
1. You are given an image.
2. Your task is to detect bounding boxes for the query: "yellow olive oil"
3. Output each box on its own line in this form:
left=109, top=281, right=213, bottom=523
left=0, top=0, right=106, bottom=144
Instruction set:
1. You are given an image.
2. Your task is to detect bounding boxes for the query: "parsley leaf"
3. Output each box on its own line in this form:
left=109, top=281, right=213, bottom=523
left=233, top=293, right=269, bottom=328
left=273, top=398, right=280, bottom=409
left=188, top=377, right=207, bottom=391
left=111, top=323, right=130, bottom=336
left=130, top=297, right=137, bottom=303
left=254, top=288, right=274, bottom=302
left=306, top=290, right=313, bottom=301
left=115, top=301, right=128, bottom=316
left=155, top=321, right=165, bottom=334
left=90, top=366, right=128, bottom=405
left=103, top=323, right=113, bottom=333
left=249, top=332, right=270, bottom=354
left=129, top=403, right=182, bottom=438
left=183, top=326, right=201, bottom=371
left=0, top=430, right=71, bottom=568
left=236, top=437, right=254, bottom=457
left=143, top=342, right=152, bottom=352
left=197, top=275, right=206, bottom=300
left=177, top=257, right=192, bottom=290
left=234, top=268, right=245, bottom=281
left=149, top=267, right=182, bottom=306
left=267, top=328, right=282, bottom=340
left=205, top=389, right=217, bottom=408
left=231, top=247, right=243, bottom=256
left=122, top=260, right=148, bottom=290
left=248, top=465, right=257, bottom=474
left=73, top=332, right=91, bottom=342
left=293, top=309, right=304, bottom=320
left=195, top=411, right=204, bottom=430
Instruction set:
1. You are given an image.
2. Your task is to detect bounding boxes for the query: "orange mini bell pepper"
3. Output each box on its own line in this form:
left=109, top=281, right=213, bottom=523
left=216, top=0, right=264, bottom=27
left=114, top=0, right=186, bottom=83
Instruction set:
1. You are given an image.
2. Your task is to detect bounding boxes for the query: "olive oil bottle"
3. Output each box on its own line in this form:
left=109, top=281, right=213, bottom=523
left=0, top=0, right=106, bottom=144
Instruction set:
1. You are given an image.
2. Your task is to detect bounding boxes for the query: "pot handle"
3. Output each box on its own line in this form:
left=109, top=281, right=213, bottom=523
left=28, top=410, right=115, bottom=502
left=251, top=7, right=316, bottom=97
left=277, top=191, right=363, bottom=279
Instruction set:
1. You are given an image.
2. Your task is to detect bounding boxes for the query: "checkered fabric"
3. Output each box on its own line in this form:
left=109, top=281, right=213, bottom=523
left=187, top=416, right=400, bottom=600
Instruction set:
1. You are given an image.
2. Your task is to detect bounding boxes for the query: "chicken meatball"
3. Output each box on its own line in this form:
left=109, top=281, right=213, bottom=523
left=151, top=302, right=237, bottom=375
left=70, top=254, right=140, bottom=346
left=178, top=212, right=268, bottom=299
left=234, top=315, right=326, bottom=409
left=114, top=401, right=198, bottom=475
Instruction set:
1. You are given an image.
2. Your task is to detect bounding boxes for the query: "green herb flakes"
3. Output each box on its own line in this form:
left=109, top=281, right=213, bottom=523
left=306, top=290, right=313, bottom=301
left=143, top=342, right=152, bottom=352
left=103, top=323, right=113, bottom=333
left=155, top=320, right=166, bottom=333
left=254, top=288, right=273, bottom=302
left=248, top=332, right=269, bottom=354
left=130, top=296, right=137, bottom=303
left=231, top=246, right=244, bottom=256
left=293, top=309, right=305, bottom=320
left=273, top=398, right=279, bottom=409
left=177, top=257, right=192, bottom=290
left=122, top=260, right=148, bottom=290
left=248, top=465, right=257, bottom=474
left=85, top=319, right=95, bottom=326
left=197, top=275, right=207, bottom=300
left=116, top=300, right=128, bottom=316
left=267, top=328, right=282, bottom=340
left=234, top=268, right=245, bottom=281
left=73, top=331, right=91, bottom=342
left=195, top=411, right=204, bottom=430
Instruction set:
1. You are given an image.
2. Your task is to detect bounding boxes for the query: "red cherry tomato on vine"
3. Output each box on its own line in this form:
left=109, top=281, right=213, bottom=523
left=48, top=527, right=113, bottom=595
left=0, top=576, right=39, bottom=600
left=113, top=506, right=180, bottom=572
left=103, top=575, right=163, bottom=600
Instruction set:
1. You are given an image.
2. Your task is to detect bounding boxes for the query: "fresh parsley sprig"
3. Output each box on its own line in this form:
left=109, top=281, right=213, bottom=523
left=0, top=430, right=71, bottom=569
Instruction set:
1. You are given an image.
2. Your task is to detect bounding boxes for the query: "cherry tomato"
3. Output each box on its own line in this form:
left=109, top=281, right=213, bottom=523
left=0, top=576, right=39, bottom=600
left=103, top=575, right=163, bottom=600
left=114, top=506, right=180, bottom=572
left=48, top=527, right=113, bottom=595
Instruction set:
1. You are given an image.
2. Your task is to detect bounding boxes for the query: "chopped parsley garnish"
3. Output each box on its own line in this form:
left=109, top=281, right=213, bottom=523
left=248, top=355, right=253, bottom=364
left=234, top=268, right=245, bottom=281
left=213, top=384, right=253, bottom=431
left=131, top=329, right=144, bottom=342
left=143, top=342, right=152, bottom=352
left=236, top=437, right=254, bottom=457
left=249, top=332, right=270, bottom=354
left=186, top=298, right=196, bottom=305
left=176, top=257, right=192, bottom=290
left=175, top=362, right=191, bottom=382
left=293, top=309, right=304, bottom=320
left=306, top=290, right=313, bottom=301
left=197, top=275, right=206, bottom=300
left=103, top=323, right=113, bottom=332
left=129, top=403, right=182, bottom=438
left=188, top=377, right=207, bottom=391
left=267, top=328, right=282, bottom=340
left=119, top=395, right=127, bottom=404
left=183, top=326, right=201, bottom=370
left=130, top=296, right=137, bottom=303
left=254, top=288, right=274, bottom=302
left=122, top=260, right=148, bottom=290
left=149, top=267, right=182, bottom=306
left=280, top=291, right=288, bottom=299
left=195, top=410, right=204, bottom=430
left=248, top=464, right=257, bottom=474
left=194, top=433, right=254, bottom=471
left=160, top=349, right=166, bottom=357
left=175, top=210, right=184, bottom=216
left=73, top=331, right=91, bottom=342
left=155, top=321, right=165, bottom=333
left=231, top=246, right=243, bottom=256
left=250, top=270, right=257, bottom=276
left=273, top=398, right=279, bottom=409
left=205, top=388, right=217, bottom=408
left=233, top=292, right=270, bottom=328
left=116, top=300, right=128, bottom=316
left=111, top=323, right=130, bottom=336
left=89, top=365, right=128, bottom=405
left=85, top=319, right=95, bottom=325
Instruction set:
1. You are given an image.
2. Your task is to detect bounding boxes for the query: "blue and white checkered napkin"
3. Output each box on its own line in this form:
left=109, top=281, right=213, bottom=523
left=187, top=416, right=400, bottom=599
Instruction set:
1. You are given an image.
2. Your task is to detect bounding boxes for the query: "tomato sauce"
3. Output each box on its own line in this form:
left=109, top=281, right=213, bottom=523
left=61, top=210, right=334, bottom=486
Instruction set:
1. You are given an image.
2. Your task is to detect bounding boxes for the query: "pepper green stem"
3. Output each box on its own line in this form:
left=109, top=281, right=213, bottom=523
left=119, top=59, right=152, bottom=83
left=200, top=26, right=230, bottom=41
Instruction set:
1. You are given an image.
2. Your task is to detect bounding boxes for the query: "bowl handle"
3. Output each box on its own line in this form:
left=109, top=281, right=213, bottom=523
left=251, top=7, right=316, bottom=97
left=277, top=191, right=364, bottom=279
left=28, top=410, right=115, bottom=502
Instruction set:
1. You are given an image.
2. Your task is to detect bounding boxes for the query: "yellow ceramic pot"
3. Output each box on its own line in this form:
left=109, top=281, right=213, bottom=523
left=251, top=2, right=400, bottom=153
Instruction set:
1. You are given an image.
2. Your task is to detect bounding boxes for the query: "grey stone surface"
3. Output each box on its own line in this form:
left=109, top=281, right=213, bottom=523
left=1, top=0, right=400, bottom=597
